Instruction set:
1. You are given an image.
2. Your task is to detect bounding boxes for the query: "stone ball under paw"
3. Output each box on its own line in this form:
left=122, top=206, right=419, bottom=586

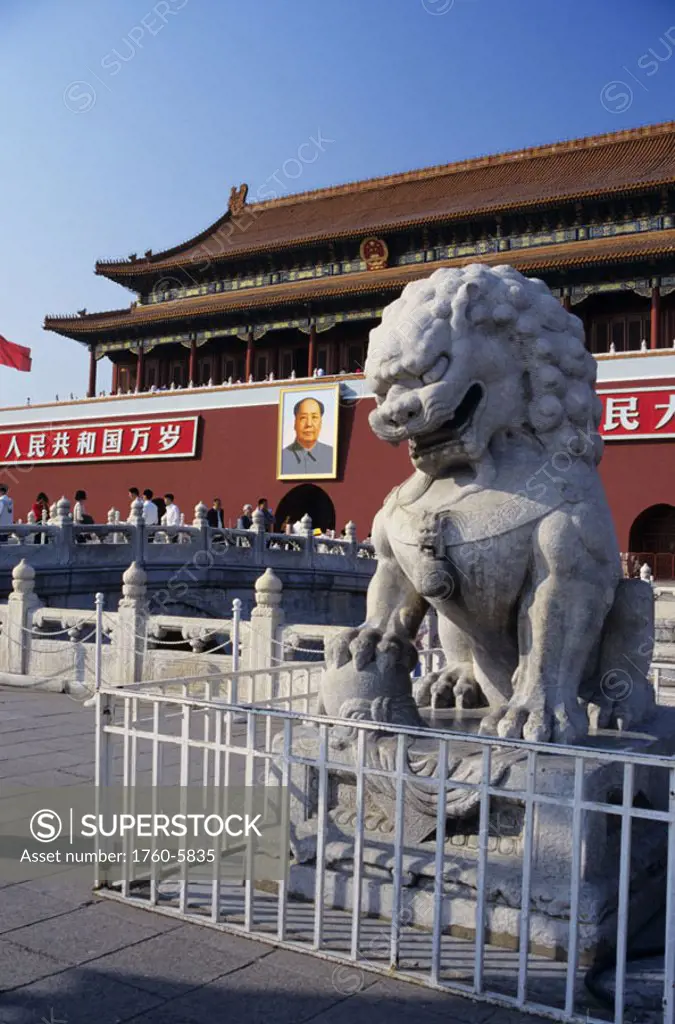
left=320, top=655, right=413, bottom=720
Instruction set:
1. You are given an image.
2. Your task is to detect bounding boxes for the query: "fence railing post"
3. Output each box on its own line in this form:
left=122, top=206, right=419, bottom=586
left=94, top=591, right=104, bottom=692
left=232, top=597, right=241, bottom=672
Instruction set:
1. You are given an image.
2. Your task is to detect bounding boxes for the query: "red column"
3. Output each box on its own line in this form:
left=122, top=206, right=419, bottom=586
left=111, top=362, right=119, bottom=393
left=136, top=343, right=145, bottom=392
left=87, top=345, right=97, bottom=398
left=188, top=336, right=197, bottom=386
left=562, top=289, right=571, bottom=312
left=244, top=328, right=254, bottom=381
left=651, top=282, right=661, bottom=350
left=307, top=321, right=317, bottom=377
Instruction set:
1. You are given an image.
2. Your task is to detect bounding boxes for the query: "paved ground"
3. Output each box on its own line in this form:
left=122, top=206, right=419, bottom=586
left=0, top=688, right=557, bottom=1024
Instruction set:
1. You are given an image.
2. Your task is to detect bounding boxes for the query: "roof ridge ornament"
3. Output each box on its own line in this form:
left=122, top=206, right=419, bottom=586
left=228, top=183, right=249, bottom=215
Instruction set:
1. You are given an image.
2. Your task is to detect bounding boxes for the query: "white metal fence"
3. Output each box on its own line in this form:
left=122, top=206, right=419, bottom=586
left=92, top=663, right=675, bottom=1024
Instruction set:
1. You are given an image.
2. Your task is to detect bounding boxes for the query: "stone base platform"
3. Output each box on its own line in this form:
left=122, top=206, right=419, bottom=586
left=274, top=707, right=675, bottom=963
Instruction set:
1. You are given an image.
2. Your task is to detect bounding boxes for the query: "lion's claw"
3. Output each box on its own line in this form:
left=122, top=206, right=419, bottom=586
left=415, top=665, right=485, bottom=710
left=325, top=628, right=360, bottom=670
left=480, top=699, right=587, bottom=744
left=326, top=627, right=417, bottom=676
left=349, top=628, right=383, bottom=671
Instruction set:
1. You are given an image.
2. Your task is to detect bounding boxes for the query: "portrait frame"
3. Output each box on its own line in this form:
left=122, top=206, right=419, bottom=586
left=276, top=382, right=340, bottom=480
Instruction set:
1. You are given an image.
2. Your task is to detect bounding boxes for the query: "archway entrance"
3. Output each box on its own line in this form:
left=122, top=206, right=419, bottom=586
left=629, top=503, right=675, bottom=579
left=275, top=484, right=336, bottom=533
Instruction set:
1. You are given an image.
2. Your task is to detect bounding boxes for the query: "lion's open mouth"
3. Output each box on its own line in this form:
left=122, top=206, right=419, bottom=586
left=409, top=383, right=484, bottom=455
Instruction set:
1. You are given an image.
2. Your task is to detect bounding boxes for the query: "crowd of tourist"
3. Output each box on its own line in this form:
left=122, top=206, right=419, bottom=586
left=0, top=484, right=368, bottom=543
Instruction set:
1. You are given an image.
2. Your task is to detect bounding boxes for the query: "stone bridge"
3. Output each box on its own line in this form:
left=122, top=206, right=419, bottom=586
left=0, top=497, right=375, bottom=624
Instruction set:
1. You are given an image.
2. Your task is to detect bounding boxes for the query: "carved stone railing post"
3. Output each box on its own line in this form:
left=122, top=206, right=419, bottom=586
left=251, top=507, right=266, bottom=563
left=55, top=497, right=73, bottom=565
left=344, top=520, right=358, bottom=564
left=106, top=507, right=117, bottom=544
left=300, top=513, right=313, bottom=567
left=128, top=497, right=145, bottom=562
left=0, top=559, right=41, bottom=675
left=113, top=561, right=148, bottom=684
left=193, top=501, right=209, bottom=553
left=26, top=510, right=36, bottom=545
left=244, top=569, right=284, bottom=682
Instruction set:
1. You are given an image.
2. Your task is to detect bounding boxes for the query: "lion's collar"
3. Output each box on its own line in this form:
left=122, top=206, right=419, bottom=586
left=386, top=452, right=587, bottom=547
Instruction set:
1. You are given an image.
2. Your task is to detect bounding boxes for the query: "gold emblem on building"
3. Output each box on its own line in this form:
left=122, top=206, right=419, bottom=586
left=360, top=237, right=389, bottom=271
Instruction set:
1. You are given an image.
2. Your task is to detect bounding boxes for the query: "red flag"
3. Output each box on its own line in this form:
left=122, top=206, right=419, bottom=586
left=0, top=335, right=31, bottom=372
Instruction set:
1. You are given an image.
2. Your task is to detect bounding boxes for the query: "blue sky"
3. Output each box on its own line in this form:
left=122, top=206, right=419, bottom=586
left=1, top=0, right=674, bottom=405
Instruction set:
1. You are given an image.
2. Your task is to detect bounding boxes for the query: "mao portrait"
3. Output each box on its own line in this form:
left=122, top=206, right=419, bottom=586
left=277, top=383, right=339, bottom=480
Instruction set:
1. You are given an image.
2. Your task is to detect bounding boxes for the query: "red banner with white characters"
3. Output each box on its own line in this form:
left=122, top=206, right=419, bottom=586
left=598, top=388, right=675, bottom=440
left=0, top=417, right=199, bottom=465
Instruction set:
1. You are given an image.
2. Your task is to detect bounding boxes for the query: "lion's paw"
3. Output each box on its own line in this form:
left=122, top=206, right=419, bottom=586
left=590, top=672, right=656, bottom=734
left=479, top=698, right=588, bottom=744
left=415, top=664, right=485, bottom=710
left=321, top=626, right=419, bottom=722
left=325, top=627, right=417, bottom=676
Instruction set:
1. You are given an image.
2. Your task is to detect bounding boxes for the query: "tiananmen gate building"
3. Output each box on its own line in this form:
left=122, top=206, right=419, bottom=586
left=3, top=120, right=675, bottom=569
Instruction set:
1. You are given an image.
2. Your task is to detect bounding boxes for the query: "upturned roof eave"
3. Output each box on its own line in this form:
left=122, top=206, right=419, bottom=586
left=92, top=176, right=675, bottom=285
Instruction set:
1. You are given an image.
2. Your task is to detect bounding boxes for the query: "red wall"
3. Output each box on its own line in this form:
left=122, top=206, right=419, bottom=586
left=0, top=401, right=409, bottom=538
left=599, top=440, right=674, bottom=551
left=2, top=397, right=672, bottom=550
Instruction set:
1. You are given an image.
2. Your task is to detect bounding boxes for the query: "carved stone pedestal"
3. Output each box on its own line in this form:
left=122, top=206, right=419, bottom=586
left=273, top=707, right=675, bottom=963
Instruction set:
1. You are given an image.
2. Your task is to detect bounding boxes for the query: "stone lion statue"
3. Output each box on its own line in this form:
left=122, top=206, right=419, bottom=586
left=320, top=264, right=654, bottom=744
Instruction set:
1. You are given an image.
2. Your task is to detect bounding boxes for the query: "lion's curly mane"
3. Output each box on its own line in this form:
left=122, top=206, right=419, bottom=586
left=367, top=263, right=603, bottom=466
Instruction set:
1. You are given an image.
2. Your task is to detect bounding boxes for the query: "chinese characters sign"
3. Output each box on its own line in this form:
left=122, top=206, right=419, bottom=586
left=0, top=417, right=199, bottom=465
left=598, top=388, right=675, bottom=440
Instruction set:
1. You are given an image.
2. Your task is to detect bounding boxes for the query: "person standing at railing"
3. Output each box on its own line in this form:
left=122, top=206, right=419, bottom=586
left=31, top=493, right=50, bottom=545
left=73, top=489, right=94, bottom=543
left=141, top=488, right=159, bottom=544
left=163, top=491, right=182, bottom=524
left=207, top=497, right=225, bottom=544
left=31, top=492, right=50, bottom=523
left=152, top=492, right=166, bottom=523
left=0, top=484, right=13, bottom=544
left=161, top=493, right=181, bottom=542
left=141, top=489, right=159, bottom=526
left=162, top=493, right=181, bottom=526
left=257, top=497, right=275, bottom=532
left=73, top=489, right=91, bottom=524
left=237, top=503, right=253, bottom=530
left=207, top=498, right=225, bottom=529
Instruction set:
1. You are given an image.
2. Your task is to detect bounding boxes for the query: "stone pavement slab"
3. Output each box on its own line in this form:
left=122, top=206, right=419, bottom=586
left=0, top=885, right=76, bottom=934
left=6, top=902, right=176, bottom=967
left=0, top=968, right=163, bottom=1024
left=0, top=688, right=557, bottom=1024
left=0, top=938, right=63, bottom=992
